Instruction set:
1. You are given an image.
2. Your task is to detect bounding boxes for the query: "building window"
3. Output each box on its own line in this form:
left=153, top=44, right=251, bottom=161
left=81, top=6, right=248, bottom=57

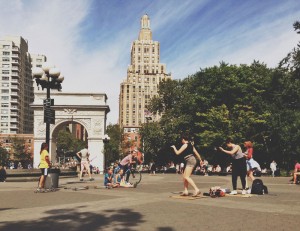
left=2, top=51, right=10, bottom=56
left=2, top=70, right=9, bottom=74
left=1, top=89, right=9, bottom=94
left=1, top=116, right=8, bottom=120
left=1, top=96, right=9, bottom=101
left=3, top=45, right=10, bottom=49
left=2, top=57, right=10, bottom=62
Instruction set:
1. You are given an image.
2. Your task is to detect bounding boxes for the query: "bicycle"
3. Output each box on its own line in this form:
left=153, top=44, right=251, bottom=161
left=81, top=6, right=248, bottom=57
left=125, top=165, right=142, bottom=187
left=112, top=164, right=142, bottom=188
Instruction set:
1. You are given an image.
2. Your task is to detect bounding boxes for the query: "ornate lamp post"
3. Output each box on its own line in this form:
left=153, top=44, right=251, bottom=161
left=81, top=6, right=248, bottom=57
left=102, top=134, right=110, bottom=169
left=32, top=62, right=64, bottom=149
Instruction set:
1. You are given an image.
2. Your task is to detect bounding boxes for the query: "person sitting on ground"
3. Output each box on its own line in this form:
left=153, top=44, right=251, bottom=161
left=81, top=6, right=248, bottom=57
left=226, top=164, right=232, bottom=173
left=104, top=168, right=114, bottom=188
left=215, top=165, right=221, bottom=173
left=292, top=160, right=300, bottom=184
left=113, top=169, right=134, bottom=188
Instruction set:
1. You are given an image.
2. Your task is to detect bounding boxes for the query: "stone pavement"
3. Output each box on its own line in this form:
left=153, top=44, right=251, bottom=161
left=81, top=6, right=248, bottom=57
left=0, top=174, right=299, bottom=231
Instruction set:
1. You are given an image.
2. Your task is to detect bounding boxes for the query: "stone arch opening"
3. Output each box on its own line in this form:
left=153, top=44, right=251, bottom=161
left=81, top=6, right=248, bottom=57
left=50, top=119, right=88, bottom=165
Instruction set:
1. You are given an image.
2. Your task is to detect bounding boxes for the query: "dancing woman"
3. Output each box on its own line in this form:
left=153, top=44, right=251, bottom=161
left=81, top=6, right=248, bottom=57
left=171, top=134, right=202, bottom=197
left=219, top=138, right=247, bottom=195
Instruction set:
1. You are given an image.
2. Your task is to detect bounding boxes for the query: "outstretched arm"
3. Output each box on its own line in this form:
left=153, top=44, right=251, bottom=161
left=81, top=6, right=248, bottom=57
left=219, top=146, right=239, bottom=155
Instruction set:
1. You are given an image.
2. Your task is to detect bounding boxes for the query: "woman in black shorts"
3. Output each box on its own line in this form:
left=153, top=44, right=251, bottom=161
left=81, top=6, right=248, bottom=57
left=171, top=134, right=203, bottom=196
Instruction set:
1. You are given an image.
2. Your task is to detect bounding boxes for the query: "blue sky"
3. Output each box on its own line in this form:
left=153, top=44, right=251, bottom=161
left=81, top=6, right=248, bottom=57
left=1, top=0, right=300, bottom=124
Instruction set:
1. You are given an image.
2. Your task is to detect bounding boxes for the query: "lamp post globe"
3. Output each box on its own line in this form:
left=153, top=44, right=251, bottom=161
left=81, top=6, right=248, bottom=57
left=32, top=62, right=64, bottom=151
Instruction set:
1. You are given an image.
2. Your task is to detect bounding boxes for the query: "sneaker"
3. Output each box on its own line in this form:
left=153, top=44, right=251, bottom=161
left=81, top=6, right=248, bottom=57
left=89, top=178, right=94, bottom=181
left=36, top=188, right=44, bottom=192
left=242, top=190, right=246, bottom=195
left=229, top=190, right=237, bottom=195
left=80, top=179, right=83, bottom=181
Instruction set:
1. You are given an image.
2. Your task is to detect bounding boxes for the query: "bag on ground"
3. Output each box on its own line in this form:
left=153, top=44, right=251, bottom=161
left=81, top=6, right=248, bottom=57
left=209, top=186, right=225, bottom=198
left=251, top=179, right=268, bottom=195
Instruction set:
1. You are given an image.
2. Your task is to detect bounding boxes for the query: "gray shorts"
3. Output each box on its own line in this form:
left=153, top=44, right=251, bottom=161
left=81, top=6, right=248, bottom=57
left=185, top=155, right=196, bottom=167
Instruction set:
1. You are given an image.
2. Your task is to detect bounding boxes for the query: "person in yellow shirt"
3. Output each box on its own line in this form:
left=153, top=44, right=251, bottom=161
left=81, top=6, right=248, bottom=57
left=38, top=142, right=51, bottom=191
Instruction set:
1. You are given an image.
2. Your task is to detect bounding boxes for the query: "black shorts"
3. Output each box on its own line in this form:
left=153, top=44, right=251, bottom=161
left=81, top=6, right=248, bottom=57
left=40, top=168, right=49, bottom=176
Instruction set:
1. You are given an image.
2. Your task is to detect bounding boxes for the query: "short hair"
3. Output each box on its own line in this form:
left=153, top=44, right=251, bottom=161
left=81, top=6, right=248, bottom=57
left=225, top=138, right=234, bottom=144
left=181, top=133, right=190, bottom=141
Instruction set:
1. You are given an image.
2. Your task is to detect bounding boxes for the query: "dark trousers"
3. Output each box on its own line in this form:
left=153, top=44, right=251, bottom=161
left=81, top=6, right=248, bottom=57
left=232, top=157, right=247, bottom=190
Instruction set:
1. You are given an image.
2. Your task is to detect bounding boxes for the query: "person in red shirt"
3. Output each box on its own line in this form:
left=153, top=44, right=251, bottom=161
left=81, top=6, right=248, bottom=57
left=244, top=141, right=261, bottom=187
left=292, top=161, right=300, bottom=184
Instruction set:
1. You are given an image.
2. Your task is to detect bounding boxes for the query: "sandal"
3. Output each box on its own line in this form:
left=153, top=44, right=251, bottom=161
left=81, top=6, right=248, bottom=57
left=192, top=190, right=201, bottom=197
left=180, top=192, right=189, bottom=196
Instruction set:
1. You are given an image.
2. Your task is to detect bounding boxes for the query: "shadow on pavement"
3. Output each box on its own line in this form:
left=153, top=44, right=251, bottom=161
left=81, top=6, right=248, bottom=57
left=0, top=207, right=144, bottom=231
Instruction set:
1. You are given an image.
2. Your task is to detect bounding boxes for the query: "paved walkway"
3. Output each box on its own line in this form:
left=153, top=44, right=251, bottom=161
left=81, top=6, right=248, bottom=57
left=0, top=174, right=299, bottom=231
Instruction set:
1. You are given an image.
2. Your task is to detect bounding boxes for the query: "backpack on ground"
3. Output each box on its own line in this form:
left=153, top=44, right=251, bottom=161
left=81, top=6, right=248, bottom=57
left=209, top=186, right=225, bottom=198
left=251, top=179, right=268, bottom=195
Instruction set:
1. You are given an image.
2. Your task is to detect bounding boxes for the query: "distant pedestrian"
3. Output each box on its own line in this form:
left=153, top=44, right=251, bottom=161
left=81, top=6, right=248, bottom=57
left=171, top=133, right=203, bottom=197
left=76, top=145, right=94, bottom=181
left=0, top=165, right=7, bottom=182
left=270, top=160, right=277, bottom=177
left=219, top=138, right=247, bottom=195
left=292, top=160, right=300, bottom=184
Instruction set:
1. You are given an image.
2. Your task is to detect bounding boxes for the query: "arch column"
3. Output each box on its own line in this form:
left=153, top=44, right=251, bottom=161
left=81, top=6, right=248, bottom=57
left=88, top=138, right=105, bottom=174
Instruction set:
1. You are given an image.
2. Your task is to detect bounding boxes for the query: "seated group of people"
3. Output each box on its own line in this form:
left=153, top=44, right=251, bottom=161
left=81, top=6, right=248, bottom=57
left=104, top=164, right=134, bottom=188
left=104, top=150, right=141, bottom=188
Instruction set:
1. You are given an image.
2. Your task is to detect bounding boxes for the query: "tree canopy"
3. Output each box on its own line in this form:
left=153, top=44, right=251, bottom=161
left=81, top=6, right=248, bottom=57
left=140, top=21, right=300, bottom=170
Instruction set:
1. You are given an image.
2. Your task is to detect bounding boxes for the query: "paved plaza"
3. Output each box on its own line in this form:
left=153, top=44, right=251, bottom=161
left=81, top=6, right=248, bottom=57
left=0, top=174, right=299, bottom=231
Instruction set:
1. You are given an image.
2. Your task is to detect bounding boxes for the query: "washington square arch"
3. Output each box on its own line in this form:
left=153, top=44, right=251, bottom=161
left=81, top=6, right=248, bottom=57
left=31, top=92, right=110, bottom=173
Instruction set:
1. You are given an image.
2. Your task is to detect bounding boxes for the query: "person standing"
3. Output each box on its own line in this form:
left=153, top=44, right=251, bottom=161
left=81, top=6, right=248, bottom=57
left=219, top=138, right=247, bottom=195
left=244, top=141, right=261, bottom=187
left=76, top=145, right=94, bottom=181
left=119, top=151, right=137, bottom=182
left=292, top=160, right=300, bottom=184
left=270, top=160, right=277, bottom=177
left=38, top=142, right=51, bottom=191
left=171, top=134, right=202, bottom=197
left=0, top=165, right=7, bottom=182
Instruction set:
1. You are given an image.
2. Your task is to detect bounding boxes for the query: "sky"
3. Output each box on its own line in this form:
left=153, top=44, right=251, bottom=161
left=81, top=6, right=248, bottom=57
left=0, top=0, right=300, bottom=125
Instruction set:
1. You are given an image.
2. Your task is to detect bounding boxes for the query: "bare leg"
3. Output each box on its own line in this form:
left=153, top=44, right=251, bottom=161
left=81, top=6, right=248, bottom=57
left=39, top=175, right=45, bottom=188
left=183, top=166, right=200, bottom=195
left=248, top=171, right=255, bottom=181
left=182, top=178, right=188, bottom=195
left=79, top=167, right=84, bottom=180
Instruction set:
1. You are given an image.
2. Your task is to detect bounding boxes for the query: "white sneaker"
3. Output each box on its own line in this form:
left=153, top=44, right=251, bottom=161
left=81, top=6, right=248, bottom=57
left=229, top=190, right=237, bottom=195
left=242, top=190, right=246, bottom=195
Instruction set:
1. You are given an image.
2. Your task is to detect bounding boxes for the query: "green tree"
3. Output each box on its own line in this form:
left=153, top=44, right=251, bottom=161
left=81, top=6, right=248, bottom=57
left=11, top=136, right=31, bottom=164
left=0, top=146, right=9, bottom=166
left=56, top=130, right=86, bottom=154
